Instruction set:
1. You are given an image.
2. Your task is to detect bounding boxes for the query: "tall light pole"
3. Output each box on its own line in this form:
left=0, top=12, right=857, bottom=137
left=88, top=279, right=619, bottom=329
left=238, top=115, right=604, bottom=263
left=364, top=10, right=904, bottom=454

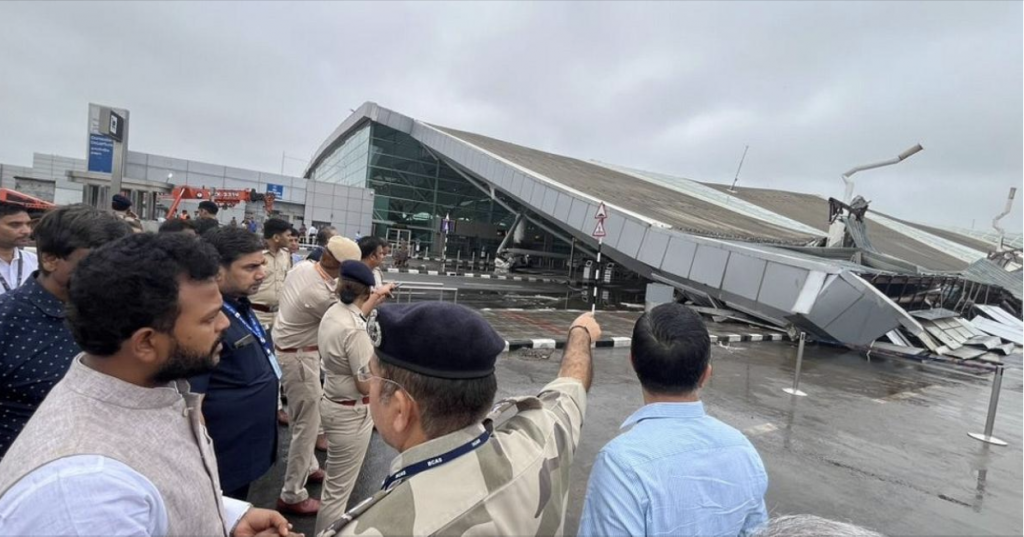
left=841, top=144, right=923, bottom=204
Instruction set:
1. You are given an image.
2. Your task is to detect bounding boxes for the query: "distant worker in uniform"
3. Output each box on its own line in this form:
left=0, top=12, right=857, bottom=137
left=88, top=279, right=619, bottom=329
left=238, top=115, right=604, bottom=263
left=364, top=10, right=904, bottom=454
left=194, top=201, right=221, bottom=235
left=307, top=226, right=336, bottom=262
left=272, top=236, right=361, bottom=516
left=315, top=260, right=395, bottom=533
left=250, top=218, right=293, bottom=329
left=320, top=303, right=600, bottom=537
left=357, top=236, right=387, bottom=288
left=578, top=303, right=768, bottom=537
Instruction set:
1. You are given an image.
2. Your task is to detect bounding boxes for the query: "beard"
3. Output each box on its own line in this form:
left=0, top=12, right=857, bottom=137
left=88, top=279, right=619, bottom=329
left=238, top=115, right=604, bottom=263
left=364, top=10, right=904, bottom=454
left=151, top=337, right=222, bottom=384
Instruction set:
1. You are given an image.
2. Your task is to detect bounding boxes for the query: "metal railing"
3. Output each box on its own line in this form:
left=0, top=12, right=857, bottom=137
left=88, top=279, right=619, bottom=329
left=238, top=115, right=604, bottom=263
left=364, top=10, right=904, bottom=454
left=391, top=282, right=459, bottom=304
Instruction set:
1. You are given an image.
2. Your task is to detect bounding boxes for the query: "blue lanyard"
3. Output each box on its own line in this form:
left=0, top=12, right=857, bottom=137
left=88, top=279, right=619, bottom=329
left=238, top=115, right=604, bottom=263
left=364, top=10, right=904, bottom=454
left=221, top=301, right=282, bottom=379
left=380, top=428, right=492, bottom=491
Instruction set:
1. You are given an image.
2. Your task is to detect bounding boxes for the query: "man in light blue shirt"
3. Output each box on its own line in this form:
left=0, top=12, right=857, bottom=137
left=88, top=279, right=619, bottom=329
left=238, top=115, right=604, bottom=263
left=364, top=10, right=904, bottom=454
left=579, top=303, right=768, bottom=537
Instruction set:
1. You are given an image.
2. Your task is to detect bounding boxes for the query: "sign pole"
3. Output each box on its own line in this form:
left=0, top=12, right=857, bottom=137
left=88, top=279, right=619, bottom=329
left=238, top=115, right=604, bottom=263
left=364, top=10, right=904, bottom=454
left=968, top=366, right=1008, bottom=446
left=590, top=202, right=608, bottom=314
left=782, top=332, right=808, bottom=396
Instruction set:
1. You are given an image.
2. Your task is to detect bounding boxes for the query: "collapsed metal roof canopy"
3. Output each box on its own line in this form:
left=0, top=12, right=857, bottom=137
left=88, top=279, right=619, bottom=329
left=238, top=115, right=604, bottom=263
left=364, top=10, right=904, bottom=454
left=306, top=103, right=1018, bottom=347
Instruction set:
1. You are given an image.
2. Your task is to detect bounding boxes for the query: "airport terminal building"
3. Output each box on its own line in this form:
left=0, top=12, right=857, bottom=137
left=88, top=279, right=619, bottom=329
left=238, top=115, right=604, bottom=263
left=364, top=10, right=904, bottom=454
left=1, top=101, right=1020, bottom=351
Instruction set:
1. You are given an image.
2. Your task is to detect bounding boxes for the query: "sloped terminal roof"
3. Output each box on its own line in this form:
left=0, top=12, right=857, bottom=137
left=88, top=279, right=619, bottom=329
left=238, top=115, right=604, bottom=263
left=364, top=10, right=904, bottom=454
left=433, top=126, right=821, bottom=246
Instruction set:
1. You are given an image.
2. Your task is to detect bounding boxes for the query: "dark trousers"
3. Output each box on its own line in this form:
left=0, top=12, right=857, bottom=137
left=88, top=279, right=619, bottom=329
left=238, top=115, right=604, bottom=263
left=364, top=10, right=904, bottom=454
left=224, top=483, right=251, bottom=501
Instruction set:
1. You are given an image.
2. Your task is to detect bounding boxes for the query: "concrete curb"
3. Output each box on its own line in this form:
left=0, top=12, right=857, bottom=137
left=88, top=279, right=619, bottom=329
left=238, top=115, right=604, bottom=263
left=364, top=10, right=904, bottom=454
left=504, top=332, right=789, bottom=351
left=386, top=267, right=564, bottom=284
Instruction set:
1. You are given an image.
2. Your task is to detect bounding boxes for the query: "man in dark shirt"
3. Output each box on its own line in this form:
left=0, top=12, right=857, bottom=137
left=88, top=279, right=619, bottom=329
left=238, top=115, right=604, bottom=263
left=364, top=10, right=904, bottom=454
left=0, top=204, right=132, bottom=458
left=192, top=226, right=279, bottom=500
left=306, top=226, right=336, bottom=262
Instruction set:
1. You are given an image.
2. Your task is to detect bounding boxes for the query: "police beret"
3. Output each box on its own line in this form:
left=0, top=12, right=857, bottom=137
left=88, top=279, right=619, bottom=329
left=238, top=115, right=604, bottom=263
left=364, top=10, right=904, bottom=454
left=111, top=194, right=132, bottom=211
left=340, top=260, right=375, bottom=287
left=369, top=303, right=505, bottom=379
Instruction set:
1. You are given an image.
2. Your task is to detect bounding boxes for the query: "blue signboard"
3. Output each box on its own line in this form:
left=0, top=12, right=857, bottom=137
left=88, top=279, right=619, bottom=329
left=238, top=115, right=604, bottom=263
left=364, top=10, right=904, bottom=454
left=266, top=183, right=284, bottom=199
left=87, top=134, right=113, bottom=173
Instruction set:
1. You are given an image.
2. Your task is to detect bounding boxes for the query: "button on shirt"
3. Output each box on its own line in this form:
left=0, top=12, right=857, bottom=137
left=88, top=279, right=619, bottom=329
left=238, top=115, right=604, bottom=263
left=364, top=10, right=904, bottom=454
left=0, top=249, right=38, bottom=297
left=189, top=296, right=279, bottom=492
left=0, top=272, right=79, bottom=458
left=578, top=402, right=768, bottom=537
left=319, top=302, right=373, bottom=402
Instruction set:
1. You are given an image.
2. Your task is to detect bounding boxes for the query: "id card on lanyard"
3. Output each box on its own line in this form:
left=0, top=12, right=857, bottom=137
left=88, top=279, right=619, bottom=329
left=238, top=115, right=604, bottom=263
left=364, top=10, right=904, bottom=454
left=221, top=301, right=283, bottom=379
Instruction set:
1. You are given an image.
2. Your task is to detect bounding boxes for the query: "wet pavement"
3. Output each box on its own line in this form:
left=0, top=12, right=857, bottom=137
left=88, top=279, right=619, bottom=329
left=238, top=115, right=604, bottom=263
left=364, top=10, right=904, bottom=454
left=251, top=339, right=1023, bottom=536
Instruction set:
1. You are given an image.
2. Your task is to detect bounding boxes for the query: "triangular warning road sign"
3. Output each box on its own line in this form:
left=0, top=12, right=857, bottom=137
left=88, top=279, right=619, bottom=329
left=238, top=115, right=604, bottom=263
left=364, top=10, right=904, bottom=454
left=594, top=202, right=608, bottom=219
left=592, top=219, right=607, bottom=238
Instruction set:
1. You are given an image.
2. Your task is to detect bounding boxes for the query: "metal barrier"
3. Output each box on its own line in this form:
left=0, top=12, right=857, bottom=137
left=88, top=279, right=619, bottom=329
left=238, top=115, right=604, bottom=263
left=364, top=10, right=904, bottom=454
left=783, top=332, right=808, bottom=397
left=392, top=284, right=459, bottom=304
left=968, top=365, right=1008, bottom=446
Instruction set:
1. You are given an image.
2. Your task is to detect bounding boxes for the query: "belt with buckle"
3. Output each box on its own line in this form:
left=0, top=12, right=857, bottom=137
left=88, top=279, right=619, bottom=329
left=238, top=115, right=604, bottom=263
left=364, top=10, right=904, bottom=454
left=250, top=303, right=278, bottom=313
left=275, top=345, right=319, bottom=353
left=325, top=395, right=371, bottom=406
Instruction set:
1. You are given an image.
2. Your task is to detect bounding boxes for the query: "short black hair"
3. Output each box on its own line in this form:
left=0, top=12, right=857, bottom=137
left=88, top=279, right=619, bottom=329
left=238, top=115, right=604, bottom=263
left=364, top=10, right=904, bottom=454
left=378, top=361, right=497, bottom=439
left=198, top=200, right=219, bottom=215
left=32, top=204, right=133, bottom=261
left=158, top=218, right=195, bottom=234
left=0, top=202, right=28, bottom=219
left=67, top=233, right=221, bottom=356
left=357, top=236, right=386, bottom=260
left=202, top=225, right=265, bottom=267
left=263, top=218, right=291, bottom=239
left=630, top=303, right=711, bottom=395
left=193, top=218, right=220, bottom=236
left=288, top=227, right=299, bottom=237
left=315, top=227, right=335, bottom=246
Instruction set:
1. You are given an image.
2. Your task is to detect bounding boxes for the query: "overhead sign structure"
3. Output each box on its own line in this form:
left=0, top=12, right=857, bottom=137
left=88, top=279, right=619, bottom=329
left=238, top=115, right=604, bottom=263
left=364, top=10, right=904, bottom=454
left=87, top=134, right=114, bottom=174
left=106, top=110, right=125, bottom=142
left=87, top=103, right=130, bottom=212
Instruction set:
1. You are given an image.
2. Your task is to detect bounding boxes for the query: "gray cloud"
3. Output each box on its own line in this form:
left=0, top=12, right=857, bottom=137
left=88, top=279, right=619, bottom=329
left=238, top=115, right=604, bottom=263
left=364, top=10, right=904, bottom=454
left=0, top=1, right=1019, bottom=231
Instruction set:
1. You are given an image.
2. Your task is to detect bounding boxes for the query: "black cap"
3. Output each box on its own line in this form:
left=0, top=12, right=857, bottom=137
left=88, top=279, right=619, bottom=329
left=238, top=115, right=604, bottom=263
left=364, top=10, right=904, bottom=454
left=340, top=260, right=375, bottom=287
left=198, top=200, right=219, bottom=214
left=111, top=194, right=132, bottom=211
left=368, top=303, right=505, bottom=379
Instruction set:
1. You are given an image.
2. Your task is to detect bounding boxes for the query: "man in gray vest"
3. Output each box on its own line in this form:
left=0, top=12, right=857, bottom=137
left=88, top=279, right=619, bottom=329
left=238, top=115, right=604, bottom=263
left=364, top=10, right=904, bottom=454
left=0, top=233, right=295, bottom=536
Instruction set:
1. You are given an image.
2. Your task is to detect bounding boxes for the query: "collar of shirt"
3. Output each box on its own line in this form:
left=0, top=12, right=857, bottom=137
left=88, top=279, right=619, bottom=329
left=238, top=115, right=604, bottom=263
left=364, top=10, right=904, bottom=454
left=344, top=301, right=366, bottom=321
left=17, top=271, right=66, bottom=319
left=621, top=401, right=706, bottom=429
left=65, top=354, right=190, bottom=409
left=222, top=294, right=253, bottom=314
left=388, top=422, right=487, bottom=475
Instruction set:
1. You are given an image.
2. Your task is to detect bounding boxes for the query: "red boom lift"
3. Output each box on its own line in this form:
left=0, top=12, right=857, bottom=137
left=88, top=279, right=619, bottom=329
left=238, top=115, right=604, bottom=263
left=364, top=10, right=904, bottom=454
left=164, top=186, right=276, bottom=219
left=0, top=188, right=57, bottom=215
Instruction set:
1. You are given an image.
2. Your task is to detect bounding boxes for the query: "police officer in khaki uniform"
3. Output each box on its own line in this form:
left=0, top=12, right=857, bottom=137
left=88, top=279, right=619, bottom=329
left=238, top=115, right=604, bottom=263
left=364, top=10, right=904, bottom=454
left=272, top=236, right=362, bottom=516
left=320, top=302, right=601, bottom=537
left=316, top=261, right=395, bottom=534
left=250, top=217, right=293, bottom=329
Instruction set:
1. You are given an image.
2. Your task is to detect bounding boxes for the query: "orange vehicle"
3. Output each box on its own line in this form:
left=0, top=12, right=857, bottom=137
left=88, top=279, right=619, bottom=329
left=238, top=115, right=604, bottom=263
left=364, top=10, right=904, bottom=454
left=164, top=186, right=275, bottom=219
left=0, top=188, right=56, bottom=216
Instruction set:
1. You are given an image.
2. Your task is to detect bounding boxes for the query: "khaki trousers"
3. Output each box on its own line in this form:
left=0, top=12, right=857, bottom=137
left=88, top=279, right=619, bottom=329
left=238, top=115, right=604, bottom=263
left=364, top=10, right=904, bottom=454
left=278, top=349, right=322, bottom=504
left=314, top=398, right=373, bottom=535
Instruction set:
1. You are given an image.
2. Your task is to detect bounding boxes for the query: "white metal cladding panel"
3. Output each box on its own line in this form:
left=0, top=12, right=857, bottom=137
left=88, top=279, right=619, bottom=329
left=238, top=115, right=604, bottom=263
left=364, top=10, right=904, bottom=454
left=223, top=177, right=255, bottom=190
left=346, top=197, right=362, bottom=212
left=660, top=236, right=698, bottom=277
left=601, top=213, right=627, bottom=250
left=554, top=192, right=572, bottom=222
left=617, top=220, right=646, bottom=259
left=568, top=198, right=591, bottom=231
left=542, top=187, right=559, bottom=214
left=260, top=173, right=294, bottom=188
left=225, top=166, right=259, bottom=181
left=345, top=212, right=362, bottom=225
left=721, top=253, right=767, bottom=301
left=361, top=199, right=373, bottom=214
left=54, top=188, right=83, bottom=205
left=289, top=187, right=306, bottom=203
left=146, top=167, right=175, bottom=183
left=361, top=188, right=374, bottom=201
left=531, top=183, right=549, bottom=209
left=500, top=166, right=515, bottom=189
left=469, top=152, right=488, bottom=176
left=805, top=275, right=863, bottom=328
left=313, top=181, right=334, bottom=195
left=126, top=151, right=147, bottom=165
left=312, top=193, right=333, bottom=210
left=824, top=295, right=880, bottom=345
left=311, top=206, right=332, bottom=222
left=187, top=173, right=224, bottom=189
left=126, top=164, right=147, bottom=180
left=147, top=155, right=188, bottom=172
left=188, top=160, right=225, bottom=177
left=690, top=245, right=730, bottom=288
left=509, top=172, right=524, bottom=200
left=519, top=176, right=536, bottom=202
left=637, top=228, right=671, bottom=267
left=757, top=262, right=810, bottom=312
left=333, top=183, right=351, bottom=197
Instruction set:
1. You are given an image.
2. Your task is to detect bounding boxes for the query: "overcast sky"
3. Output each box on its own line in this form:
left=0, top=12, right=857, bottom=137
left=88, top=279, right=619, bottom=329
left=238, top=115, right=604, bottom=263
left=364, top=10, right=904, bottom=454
left=1, top=1, right=1020, bottom=231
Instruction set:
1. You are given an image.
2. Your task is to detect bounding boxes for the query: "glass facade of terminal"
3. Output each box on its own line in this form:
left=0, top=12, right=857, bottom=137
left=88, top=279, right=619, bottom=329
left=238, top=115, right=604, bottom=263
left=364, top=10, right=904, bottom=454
left=310, top=122, right=516, bottom=255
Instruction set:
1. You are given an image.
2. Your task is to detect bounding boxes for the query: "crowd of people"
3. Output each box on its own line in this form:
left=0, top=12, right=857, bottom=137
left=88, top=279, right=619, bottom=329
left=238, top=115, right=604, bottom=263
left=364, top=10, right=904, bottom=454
left=0, top=197, right=883, bottom=537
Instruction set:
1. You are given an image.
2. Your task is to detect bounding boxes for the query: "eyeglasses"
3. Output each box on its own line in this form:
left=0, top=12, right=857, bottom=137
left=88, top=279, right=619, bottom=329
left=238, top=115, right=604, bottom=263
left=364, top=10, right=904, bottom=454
left=356, top=363, right=415, bottom=403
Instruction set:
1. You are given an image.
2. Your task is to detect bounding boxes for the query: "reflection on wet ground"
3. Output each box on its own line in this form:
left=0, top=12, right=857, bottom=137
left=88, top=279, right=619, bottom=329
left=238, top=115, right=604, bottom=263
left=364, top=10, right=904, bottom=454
left=252, top=336, right=1022, bottom=537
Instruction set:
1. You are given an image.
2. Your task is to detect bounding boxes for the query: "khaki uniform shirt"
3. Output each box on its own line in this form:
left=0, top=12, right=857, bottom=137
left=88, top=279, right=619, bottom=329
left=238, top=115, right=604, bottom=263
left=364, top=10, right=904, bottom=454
left=271, top=261, right=336, bottom=350
left=325, top=377, right=587, bottom=537
left=319, top=302, right=374, bottom=402
left=250, top=248, right=291, bottom=327
left=372, top=267, right=384, bottom=289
